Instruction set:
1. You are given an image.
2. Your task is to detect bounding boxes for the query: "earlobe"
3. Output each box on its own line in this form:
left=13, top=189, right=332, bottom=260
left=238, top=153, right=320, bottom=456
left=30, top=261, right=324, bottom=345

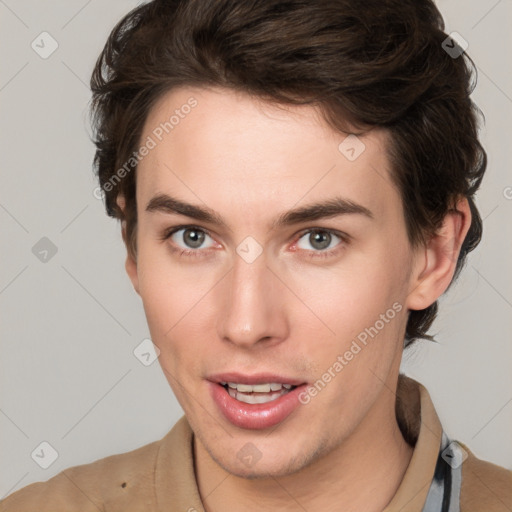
left=406, top=197, right=472, bottom=311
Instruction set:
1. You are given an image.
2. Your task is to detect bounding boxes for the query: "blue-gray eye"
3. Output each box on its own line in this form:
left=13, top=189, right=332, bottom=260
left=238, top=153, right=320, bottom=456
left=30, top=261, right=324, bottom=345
left=168, top=227, right=214, bottom=250
left=296, top=230, right=342, bottom=252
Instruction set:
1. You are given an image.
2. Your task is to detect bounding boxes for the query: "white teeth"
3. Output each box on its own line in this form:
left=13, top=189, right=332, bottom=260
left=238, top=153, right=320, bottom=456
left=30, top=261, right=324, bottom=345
left=237, top=383, right=256, bottom=392
left=225, top=382, right=294, bottom=393
left=227, top=387, right=289, bottom=404
left=252, top=383, right=271, bottom=392
left=223, top=382, right=298, bottom=404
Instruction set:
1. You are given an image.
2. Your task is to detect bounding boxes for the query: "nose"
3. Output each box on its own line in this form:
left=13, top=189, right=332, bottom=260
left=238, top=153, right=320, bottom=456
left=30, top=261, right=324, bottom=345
left=218, top=249, right=289, bottom=349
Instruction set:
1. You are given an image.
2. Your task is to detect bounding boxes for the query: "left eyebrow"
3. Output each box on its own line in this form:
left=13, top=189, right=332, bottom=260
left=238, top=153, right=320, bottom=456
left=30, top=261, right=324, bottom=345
left=145, top=193, right=373, bottom=230
left=271, top=196, right=374, bottom=231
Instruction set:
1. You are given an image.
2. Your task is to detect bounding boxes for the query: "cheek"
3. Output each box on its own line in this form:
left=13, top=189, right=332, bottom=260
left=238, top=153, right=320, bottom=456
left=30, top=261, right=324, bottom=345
left=135, top=242, right=219, bottom=372
left=136, top=246, right=184, bottom=349
left=295, top=266, right=407, bottom=405
left=285, top=248, right=410, bottom=393
left=291, top=251, right=406, bottom=338
left=137, top=239, right=198, bottom=323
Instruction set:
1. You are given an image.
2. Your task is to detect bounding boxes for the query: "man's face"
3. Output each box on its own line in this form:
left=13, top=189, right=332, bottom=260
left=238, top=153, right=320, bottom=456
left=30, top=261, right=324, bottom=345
left=130, top=86, right=419, bottom=477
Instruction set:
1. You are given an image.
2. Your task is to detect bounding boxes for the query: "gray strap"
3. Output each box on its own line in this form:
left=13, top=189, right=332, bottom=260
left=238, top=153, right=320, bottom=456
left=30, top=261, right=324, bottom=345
left=422, top=432, right=463, bottom=512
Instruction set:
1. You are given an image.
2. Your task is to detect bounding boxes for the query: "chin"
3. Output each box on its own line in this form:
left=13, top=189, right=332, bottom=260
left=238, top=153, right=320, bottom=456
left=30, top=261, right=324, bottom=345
left=210, top=438, right=323, bottom=480
left=220, top=458, right=302, bottom=479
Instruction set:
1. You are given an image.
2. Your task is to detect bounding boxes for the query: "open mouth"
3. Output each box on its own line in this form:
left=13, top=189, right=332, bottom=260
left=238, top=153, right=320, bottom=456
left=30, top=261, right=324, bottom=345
left=209, top=378, right=308, bottom=429
left=220, top=382, right=298, bottom=405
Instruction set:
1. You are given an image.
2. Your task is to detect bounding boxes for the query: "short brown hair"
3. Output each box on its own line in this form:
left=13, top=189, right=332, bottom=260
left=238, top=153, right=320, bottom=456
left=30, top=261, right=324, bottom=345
left=90, top=0, right=486, bottom=346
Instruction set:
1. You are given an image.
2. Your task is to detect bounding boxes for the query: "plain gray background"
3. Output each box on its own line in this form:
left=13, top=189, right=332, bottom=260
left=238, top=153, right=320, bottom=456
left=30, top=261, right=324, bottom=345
left=1, top=0, right=511, bottom=498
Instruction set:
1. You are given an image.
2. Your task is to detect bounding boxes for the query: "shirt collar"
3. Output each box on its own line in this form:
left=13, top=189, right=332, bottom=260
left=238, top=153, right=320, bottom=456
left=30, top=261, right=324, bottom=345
left=383, top=375, right=444, bottom=511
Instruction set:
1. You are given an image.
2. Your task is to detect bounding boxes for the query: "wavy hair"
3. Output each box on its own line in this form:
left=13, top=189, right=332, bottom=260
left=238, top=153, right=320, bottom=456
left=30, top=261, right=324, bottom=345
left=90, top=0, right=486, bottom=346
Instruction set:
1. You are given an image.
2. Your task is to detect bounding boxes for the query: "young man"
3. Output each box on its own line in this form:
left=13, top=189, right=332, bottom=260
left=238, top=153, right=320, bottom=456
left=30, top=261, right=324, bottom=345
left=1, top=0, right=510, bottom=510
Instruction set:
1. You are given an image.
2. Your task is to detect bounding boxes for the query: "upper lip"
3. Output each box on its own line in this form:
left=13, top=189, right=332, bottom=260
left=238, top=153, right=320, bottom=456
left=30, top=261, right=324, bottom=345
left=207, top=372, right=306, bottom=386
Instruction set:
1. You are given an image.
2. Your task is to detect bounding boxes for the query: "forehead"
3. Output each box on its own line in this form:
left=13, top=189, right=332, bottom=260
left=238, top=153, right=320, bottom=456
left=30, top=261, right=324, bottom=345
left=136, top=86, right=400, bottom=228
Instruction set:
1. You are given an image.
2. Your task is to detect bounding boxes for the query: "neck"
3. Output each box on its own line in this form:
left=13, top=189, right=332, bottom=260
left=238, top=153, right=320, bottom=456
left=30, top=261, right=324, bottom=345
left=194, top=380, right=414, bottom=512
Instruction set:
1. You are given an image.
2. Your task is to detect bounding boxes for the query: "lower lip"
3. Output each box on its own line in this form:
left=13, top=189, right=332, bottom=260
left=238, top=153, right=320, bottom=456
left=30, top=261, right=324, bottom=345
left=208, top=382, right=307, bottom=430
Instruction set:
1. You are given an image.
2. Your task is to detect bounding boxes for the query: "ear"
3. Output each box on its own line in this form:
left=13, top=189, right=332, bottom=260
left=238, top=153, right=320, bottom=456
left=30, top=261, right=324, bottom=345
left=406, top=197, right=472, bottom=311
left=117, top=195, right=140, bottom=296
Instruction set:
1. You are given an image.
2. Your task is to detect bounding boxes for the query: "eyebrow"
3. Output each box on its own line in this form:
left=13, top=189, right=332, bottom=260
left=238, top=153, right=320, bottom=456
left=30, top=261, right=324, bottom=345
left=145, top=193, right=373, bottom=230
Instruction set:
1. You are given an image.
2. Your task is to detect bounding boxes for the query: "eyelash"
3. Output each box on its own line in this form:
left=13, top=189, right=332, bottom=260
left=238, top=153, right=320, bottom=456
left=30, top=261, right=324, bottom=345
left=160, top=225, right=349, bottom=260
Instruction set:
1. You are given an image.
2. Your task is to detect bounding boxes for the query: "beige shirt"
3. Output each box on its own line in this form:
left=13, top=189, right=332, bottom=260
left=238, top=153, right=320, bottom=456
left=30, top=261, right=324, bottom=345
left=1, top=376, right=511, bottom=511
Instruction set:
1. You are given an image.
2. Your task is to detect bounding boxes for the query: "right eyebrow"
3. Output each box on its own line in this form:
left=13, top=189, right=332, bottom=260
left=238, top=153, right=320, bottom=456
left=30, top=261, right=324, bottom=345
left=146, top=194, right=228, bottom=228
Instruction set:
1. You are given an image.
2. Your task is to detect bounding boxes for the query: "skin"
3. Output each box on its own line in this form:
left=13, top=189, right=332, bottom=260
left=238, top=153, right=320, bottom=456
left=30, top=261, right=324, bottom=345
left=119, top=85, right=471, bottom=511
